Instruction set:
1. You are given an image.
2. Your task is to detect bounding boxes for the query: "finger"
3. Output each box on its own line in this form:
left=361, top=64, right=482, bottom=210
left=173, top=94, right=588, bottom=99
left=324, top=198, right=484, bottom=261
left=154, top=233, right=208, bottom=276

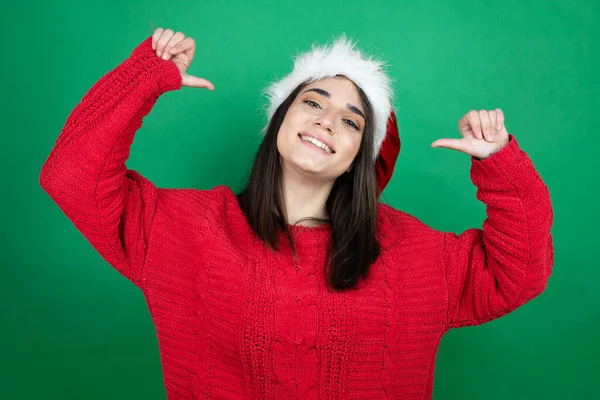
left=458, top=113, right=470, bottom=135
left=495, top=108, right=505, bottom=131
left=488, top=110, right=497, bottom=137
left=431, top=138, right=470, bottom=153
left=479, top=110, right=492, bottom=141
left=163, top=31, right=185, bottom=60
left=171, top=37, right=196, bottom=58
left=156, top=28, right=174, bottom=57
left=151, top=28, right=164, bottom=50
left=182, top=74, right=215, bottom=90
left=468, top=110, right=482, bottom=139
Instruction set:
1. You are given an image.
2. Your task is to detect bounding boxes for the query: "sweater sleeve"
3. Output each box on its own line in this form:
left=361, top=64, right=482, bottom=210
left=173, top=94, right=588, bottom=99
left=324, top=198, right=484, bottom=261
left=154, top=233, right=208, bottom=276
left=443, top=134, right=554, bottom=329
left=39, top=36, right=182, bottom=287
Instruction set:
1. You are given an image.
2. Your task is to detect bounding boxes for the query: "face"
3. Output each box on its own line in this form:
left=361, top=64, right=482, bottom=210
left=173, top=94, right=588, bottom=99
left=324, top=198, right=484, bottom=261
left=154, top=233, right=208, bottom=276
left=277, top=77, right=366, bottom=182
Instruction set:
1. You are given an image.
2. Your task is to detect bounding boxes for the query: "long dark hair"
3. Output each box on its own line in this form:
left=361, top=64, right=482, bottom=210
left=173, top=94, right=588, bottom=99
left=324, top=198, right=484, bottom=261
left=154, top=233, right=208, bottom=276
left=237, top=76, right=380, bottom=291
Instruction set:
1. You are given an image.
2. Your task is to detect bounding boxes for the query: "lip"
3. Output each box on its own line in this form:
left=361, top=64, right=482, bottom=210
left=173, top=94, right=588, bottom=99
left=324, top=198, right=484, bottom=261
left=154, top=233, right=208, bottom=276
left=298, top=131, right=336, bottom=153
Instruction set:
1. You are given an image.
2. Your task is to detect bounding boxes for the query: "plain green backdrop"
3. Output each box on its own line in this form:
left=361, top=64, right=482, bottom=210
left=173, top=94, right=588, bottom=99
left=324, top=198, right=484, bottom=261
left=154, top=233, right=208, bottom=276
left=2, top=0, right=598, bottom=398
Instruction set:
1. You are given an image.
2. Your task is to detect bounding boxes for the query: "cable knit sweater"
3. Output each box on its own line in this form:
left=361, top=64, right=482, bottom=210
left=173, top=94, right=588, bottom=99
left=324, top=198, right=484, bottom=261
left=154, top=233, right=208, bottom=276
left=39, top=36, right=554, bottom=399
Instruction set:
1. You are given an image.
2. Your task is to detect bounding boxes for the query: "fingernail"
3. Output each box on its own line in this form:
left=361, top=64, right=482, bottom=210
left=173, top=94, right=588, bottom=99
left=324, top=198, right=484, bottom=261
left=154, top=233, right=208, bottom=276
left=157, top=50, right=162, bottom=57
left=162, top=53, right=169, bottom=60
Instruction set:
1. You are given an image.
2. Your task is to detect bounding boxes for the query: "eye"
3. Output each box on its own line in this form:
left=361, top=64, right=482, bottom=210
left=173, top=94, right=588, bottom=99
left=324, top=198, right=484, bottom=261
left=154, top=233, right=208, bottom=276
left=304, top=99, right=360, bottom=130
left=344, top=119, right=359, bottom=129
left=303, top=100, right=321, bottom=108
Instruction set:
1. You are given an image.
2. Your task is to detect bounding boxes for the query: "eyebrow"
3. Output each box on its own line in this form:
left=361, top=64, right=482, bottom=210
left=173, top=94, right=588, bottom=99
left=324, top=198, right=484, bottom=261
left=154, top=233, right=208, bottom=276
left=301, top=88, right=366, bottom=120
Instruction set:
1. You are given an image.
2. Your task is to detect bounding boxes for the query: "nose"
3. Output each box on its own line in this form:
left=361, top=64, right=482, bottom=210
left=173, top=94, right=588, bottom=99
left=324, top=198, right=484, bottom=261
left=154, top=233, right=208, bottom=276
left=313, top=113, right=334, bottom=134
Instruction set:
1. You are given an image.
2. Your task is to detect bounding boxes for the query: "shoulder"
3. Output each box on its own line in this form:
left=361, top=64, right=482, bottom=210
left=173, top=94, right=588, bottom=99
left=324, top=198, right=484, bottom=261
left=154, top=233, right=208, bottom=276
left=155, top=184, right=241, bottom=220
left=376, top=202, right=433, bottom=229
left=376, top=202, right=445, bottom=245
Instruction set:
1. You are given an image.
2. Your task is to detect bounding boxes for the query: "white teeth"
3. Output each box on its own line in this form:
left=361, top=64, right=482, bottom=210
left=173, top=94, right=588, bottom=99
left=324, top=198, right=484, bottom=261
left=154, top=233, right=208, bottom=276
left=300, top=135, right=333, bottom=153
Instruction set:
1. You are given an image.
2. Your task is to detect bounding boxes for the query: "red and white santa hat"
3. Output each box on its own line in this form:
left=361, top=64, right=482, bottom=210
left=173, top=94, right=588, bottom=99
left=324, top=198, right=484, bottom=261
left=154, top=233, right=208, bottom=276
left=262, top=34, right=401, bottom=196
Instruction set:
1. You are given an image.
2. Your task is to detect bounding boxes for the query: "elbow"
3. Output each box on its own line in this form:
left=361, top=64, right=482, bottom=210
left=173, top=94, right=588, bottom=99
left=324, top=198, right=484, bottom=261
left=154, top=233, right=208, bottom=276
left=498, top=231, right=554, bottom=314
left=541, top=233, right=554, bottom=290
left=515, top=236, right=554, bottom=308
left=39, top=156, right=65, bottom=201
left=39, top=158, right=58, bottom=196
left=39, top=160, right=52, bottom=193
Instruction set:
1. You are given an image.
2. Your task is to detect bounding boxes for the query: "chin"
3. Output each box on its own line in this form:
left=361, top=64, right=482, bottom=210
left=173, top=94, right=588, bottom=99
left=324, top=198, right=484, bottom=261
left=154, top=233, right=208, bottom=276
left=285, top=153, right=347, bottom=181
left=288, top=155, right=327, bottom=174
left=278, top=139, right=345, bottom=179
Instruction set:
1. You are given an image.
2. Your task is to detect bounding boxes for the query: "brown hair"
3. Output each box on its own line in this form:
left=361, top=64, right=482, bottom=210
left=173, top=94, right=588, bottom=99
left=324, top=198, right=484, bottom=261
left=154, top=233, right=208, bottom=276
left=237, top=77, right=380, bottom=291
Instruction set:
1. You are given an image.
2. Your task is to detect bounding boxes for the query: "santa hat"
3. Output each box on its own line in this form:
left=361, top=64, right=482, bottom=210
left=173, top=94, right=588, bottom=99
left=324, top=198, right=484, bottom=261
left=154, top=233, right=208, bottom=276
left=261, top=34, right=401, bottom=197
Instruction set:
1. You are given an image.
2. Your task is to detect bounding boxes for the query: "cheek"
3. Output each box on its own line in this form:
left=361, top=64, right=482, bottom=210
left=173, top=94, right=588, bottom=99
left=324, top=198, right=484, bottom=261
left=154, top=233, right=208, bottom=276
left=277, top=111, right=305, bottom=149
left=340, top=135, right=362, bottom=159
left=276, top=127, right=286, bottom=156
left=276, top=114, right=290, bottom=145
left=276, top=124, right=296, bottom=159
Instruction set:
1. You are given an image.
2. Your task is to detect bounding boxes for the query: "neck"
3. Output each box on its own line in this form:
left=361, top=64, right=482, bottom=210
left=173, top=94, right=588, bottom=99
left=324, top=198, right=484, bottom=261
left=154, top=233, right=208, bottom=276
left=280, top=161, right=334, bottom=227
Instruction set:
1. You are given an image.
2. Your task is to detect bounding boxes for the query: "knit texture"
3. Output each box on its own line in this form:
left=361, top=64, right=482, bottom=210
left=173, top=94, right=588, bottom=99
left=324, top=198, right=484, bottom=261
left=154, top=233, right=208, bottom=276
left=39, top=36, right=554, bottom=399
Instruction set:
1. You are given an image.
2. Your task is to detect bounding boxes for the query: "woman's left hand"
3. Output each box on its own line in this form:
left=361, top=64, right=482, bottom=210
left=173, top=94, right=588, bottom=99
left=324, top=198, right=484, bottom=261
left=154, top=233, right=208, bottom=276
left=431, top=109, right=510, bottom=159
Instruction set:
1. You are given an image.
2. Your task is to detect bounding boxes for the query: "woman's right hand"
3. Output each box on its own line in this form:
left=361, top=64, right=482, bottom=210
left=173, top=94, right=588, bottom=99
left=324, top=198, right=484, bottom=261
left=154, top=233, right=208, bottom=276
left=151, top=28, right=214, bottom=90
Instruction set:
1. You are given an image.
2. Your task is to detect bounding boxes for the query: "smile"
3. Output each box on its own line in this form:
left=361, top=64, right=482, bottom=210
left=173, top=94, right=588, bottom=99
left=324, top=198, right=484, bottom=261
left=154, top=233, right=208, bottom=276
left=298, top=134, right=335, bottom=154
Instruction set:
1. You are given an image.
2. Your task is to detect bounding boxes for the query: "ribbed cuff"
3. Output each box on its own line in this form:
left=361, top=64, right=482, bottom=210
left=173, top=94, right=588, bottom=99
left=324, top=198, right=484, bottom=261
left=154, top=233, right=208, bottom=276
left=470, top=134, right=522, bottom=180
left=160, top=59, right=183, bottom=93
left=470, top=133, right=545, bottom=194
left=130, top=36, right=182, bottom=94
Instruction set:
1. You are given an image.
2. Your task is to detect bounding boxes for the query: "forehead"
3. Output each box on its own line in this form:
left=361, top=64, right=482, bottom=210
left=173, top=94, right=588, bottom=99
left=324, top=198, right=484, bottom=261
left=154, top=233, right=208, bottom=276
left=302, top=77, right=361, bottom=101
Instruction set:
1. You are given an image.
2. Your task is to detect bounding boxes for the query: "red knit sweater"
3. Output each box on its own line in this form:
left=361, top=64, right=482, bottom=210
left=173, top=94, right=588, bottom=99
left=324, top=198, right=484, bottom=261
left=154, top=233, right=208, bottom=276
left=39, top=36, right=554, bottom=399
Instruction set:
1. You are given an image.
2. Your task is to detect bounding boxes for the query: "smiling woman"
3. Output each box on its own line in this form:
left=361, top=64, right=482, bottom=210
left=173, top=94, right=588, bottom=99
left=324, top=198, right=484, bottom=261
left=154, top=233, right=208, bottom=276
left=239, top=73, right=381, bottom=289
left=39, top=27, right=553, bottom=399
left=278, top=78, right=370, bottom=202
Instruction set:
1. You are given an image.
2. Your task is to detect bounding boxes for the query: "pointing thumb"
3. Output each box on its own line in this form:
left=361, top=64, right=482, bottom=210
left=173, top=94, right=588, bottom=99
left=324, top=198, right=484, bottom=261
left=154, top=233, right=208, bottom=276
left=181, top=73, right=215, bottom=90
left=431, top=138, right=468, bottom=152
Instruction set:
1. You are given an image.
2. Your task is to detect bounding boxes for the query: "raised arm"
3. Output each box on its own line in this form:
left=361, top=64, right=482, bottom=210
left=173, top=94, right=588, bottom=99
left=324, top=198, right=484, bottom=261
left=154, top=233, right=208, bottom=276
left=442, top=134, right=553, bottom=328
left=39, top=33, right=188, bottom=287
left=431, top=109, right=554, bottom=328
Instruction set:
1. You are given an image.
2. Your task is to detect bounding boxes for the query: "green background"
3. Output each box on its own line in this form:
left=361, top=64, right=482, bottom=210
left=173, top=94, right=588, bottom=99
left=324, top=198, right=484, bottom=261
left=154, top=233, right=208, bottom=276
left=2, top=0, right=598, bottom=398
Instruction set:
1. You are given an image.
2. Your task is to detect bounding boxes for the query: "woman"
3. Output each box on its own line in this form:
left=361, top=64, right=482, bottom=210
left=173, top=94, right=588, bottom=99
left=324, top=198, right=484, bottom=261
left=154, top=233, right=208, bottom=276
left=39, top=28, right=554, bottom=399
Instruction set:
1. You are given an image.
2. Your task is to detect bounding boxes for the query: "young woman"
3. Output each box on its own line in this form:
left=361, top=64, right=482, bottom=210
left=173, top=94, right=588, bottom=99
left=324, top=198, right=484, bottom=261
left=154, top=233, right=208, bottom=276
left=39, top=28, right=554, bottom=399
